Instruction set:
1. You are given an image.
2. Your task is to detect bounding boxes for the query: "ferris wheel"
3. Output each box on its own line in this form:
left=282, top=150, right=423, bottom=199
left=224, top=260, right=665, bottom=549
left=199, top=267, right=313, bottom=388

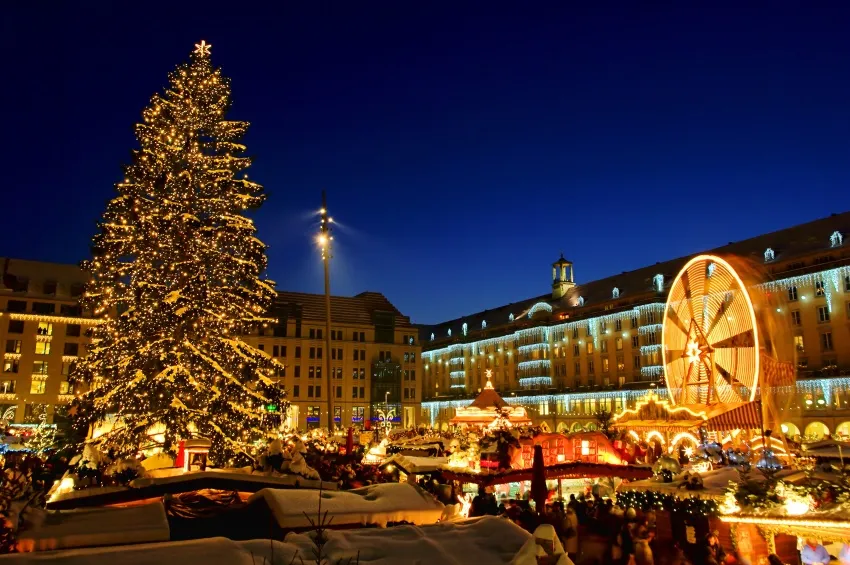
left=662, top=255, right=760, bottom=406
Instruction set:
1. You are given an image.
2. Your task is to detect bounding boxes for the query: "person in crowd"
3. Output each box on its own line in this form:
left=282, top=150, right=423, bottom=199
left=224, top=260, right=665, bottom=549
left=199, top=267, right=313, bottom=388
left=634, top=518, right=655, bottom=565
left=800, top=539, right=830, bottom=565
left=700, top=532, right=726, bottom=565
left=562, top=504, right=579, bottom=561
left=839, top=544, right=850, bottom=565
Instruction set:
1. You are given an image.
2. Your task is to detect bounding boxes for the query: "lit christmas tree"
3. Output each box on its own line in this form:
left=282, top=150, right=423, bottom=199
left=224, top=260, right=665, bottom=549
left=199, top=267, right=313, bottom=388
left=69, top=41, right=286, bottom=467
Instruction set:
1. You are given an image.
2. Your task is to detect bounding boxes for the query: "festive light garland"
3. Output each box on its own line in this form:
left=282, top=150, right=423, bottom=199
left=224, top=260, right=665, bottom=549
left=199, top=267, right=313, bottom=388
left=527, top=302, right=553, bottom=318
left=616, top=490, right=719, bottom=517
left=0, top=313, right=102, bottom=326
left=519, top=377, right=552, bottom=387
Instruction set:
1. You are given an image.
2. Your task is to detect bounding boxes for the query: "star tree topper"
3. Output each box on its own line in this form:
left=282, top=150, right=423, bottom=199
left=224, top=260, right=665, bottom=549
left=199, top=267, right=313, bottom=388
left=194, top=40, right=212, bottom=57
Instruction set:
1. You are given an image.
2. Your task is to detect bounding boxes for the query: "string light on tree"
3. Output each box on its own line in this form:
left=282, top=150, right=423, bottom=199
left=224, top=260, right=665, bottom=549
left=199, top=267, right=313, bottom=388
left=68, top=41, right=287, bottom=467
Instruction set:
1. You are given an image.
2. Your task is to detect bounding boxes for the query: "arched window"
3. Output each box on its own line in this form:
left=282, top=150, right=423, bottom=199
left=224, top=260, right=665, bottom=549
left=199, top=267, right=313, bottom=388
left=577, top=296, right=585, bottom=307
left=481, top=320, right=487, bottom=329
left=462, top=322, right=468, bottom=336
left=612, top=287, right=620, bottom=299
left=508, top=313, right=515, bottom=322
left=830, top=231, right=843, bottom=248
left=764, top=248, right=775, bottom=262
left=653, top=274, right=664, bottom=292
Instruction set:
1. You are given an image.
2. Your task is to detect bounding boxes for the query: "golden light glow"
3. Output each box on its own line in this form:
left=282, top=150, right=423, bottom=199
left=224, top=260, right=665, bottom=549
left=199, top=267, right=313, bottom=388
left=720, top=515, right=850, bottom=529
left=662, top=254, right=760, bottom=406
left=0, top=312, right=102, bottom=326
left=193, top=40, right=211, bottom=56
left=612, top=392, right=708, bottom=423
left=669, top=431, right=701, bottom=451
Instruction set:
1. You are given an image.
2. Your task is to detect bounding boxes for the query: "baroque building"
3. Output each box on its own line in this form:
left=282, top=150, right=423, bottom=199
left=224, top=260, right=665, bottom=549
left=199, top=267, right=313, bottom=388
left=419, top=212, right=850, bottom=441
left=0, top=258, right=421, bottom=430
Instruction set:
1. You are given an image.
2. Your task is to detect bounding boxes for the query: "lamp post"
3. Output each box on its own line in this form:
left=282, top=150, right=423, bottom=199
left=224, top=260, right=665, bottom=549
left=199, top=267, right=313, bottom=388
left=318, top=191, right=334, bottom=431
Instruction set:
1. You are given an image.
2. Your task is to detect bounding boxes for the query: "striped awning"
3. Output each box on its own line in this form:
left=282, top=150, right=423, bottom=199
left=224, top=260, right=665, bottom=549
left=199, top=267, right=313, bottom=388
left=705, top=401, right=762, bottom=431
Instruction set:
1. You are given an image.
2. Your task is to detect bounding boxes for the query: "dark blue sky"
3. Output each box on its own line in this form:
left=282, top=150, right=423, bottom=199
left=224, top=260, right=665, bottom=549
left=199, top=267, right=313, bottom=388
left=2, top=3, right=849, bottom=324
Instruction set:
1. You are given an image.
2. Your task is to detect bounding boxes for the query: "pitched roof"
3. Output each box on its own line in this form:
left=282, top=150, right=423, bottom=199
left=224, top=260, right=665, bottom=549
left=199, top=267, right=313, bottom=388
left=469, top=387, right=508, bottom=410
left=274, top=290, right=413, bottom=327
left=421, top=211, right=850, bottom=344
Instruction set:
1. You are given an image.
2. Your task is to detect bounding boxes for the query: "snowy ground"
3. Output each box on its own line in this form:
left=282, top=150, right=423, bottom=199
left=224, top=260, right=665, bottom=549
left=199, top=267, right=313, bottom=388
left=248, top=482, right=446, bottom=529
left=1, top=517, right=530, bottom=565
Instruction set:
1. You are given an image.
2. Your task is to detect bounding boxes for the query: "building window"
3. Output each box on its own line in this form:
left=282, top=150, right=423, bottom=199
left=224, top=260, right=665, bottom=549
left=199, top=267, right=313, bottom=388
left=36, top=322, right=53, bottom=336
left=307, top=406, right=320, bottom=429
left=587, top=360, right=595, bottom=375
left=308, top=385, right=314, bottom=398
left=352, top=386, right=358, bottom=398
left=646, top=332, right=658, bottom=346
left=295, top=346, right=301, bottom=358
left=574, top=361, right=581, bottom=376
left=352, top=350, right=358, bottom=362
left=33, top=361, right=49, bottom=375
left=66, top=324, right=81, bottom=337
left=3, top=361, right=19, bottom=374
left=309, top=347, right=315, bottom=359
left=359, top=368, right=365, bottom=380
left=615, top=337, right=623, bottom=351
left=845, top=275, right=850, bottom=292
left=817, top=306, right=830, bottom=323
left=794, top=335, right=805, bottom=353
left=821, top=332, right=834, bottom=352
left=631, top=336, right=639, bottom=348
left=293, top=385, right=299, bottom=397
left=308, top=366, right=315, bottom=379
left=32, top=303, right=54, bottom=315
left=573, top=344, right=580, bottom=356
left=764, top=248, right=775, bottom=262
left=633, top=356, right=641, bottom=368
left=59, top=381, right=71, bottom=394
left=352, top=406, right=364, bottom=423
left=602, top=358, right=609, bottom=373
left=34, top=342, right=51, bottom=355
left=572, top=328, right=578, bottom=339
left=410, top=370, right=415, bottom=381
left=359, top=386, right=365, bottom=398
left=815, top=281, right=825, bottom=297
left=5, top=340, right=21, bottom=354
left=258, top=344, right=265, bottom=352
left=615, top=319, right=622, bottom=331
left=335, top=367, right=342, bottom=379
left=294, top=366, right=301, bottom=378
left=64, top=343, right=79, bottom=356
left=791, top=310, right=801, bottom=326
left=617, top=356, right=625, bottom=372
left=316, top=367, right=322, bottom=380
left=6, top=301, right=26, bottom=313
left=788, top=286, right=798, bottom=301
left=0, top=380, right=15, bottom=394
left=30, top=381, right=47, bottom=395
left=7, top=320, right=24, bottom=334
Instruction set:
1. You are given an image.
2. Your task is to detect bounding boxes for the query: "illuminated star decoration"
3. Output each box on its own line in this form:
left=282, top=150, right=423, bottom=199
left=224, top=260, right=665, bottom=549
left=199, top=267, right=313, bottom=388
left=686, top=340, right=702, bottom=364
left=194, top=40, right=212, bottom=57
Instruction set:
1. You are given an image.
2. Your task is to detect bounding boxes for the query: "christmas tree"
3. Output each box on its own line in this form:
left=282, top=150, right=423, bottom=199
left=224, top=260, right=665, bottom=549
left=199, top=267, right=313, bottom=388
left=69, top=41, right=286, bottom=467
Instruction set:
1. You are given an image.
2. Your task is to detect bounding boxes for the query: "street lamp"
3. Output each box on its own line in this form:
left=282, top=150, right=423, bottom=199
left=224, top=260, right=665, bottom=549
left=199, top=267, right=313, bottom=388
left=318, top=191, right=334, bottom=430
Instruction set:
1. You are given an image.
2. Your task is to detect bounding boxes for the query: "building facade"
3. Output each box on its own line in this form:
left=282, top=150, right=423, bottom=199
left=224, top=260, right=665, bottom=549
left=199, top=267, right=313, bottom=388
left=0, top=259, right=422, bottom=430
left=420, top=213, right=850, bottom=441
left=0, top=258, right=95, bottom=427
left=242, top=291, right=422, bottom=430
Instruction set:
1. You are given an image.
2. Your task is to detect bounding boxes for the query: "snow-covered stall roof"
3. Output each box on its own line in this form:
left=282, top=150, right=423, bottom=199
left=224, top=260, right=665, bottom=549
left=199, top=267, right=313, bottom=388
left=48, top=469, right=337, bottom=510
left=0, top=517, right=531, bottom=565
left=381, top=454, right=449, bottom=474
left=247, top=483, right=445, bottom=529
left=16, top=501, right=169, bottom=553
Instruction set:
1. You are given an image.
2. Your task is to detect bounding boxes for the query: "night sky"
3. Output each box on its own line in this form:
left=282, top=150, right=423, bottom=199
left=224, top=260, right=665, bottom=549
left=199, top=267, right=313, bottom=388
left=2, top=3, right=849, bottom=324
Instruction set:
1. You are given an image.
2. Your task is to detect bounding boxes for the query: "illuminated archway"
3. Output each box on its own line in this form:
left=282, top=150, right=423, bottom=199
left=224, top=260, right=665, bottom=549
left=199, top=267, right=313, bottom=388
left=646, top=430, right=666, bottom=445
left=556, top=422, right=569, bottom=433
left=585, top=422, right=597, bottom=432
left=570, top=422, right=583, bottom=433
left=780, top=422, right=801, bottom=438
left=804, top=421, right=830, bottom=441
left=835, top=422, right=850, bottom=439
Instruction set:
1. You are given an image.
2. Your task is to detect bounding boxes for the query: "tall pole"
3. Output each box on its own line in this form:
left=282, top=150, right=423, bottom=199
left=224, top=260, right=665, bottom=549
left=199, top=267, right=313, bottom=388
left=319, top=191, right=335, bottom=431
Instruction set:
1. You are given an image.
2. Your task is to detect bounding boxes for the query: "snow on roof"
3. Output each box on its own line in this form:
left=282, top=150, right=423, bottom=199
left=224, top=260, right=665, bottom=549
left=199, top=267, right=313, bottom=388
left=274, top=515, right=531, bottom=564
left=2, top=518, right=531, bottom=565
left=247, top=483, right=445, bottom=529
left=17, top=501, right=169, bottom=553
left=381, top=454, right=449, bottom=474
